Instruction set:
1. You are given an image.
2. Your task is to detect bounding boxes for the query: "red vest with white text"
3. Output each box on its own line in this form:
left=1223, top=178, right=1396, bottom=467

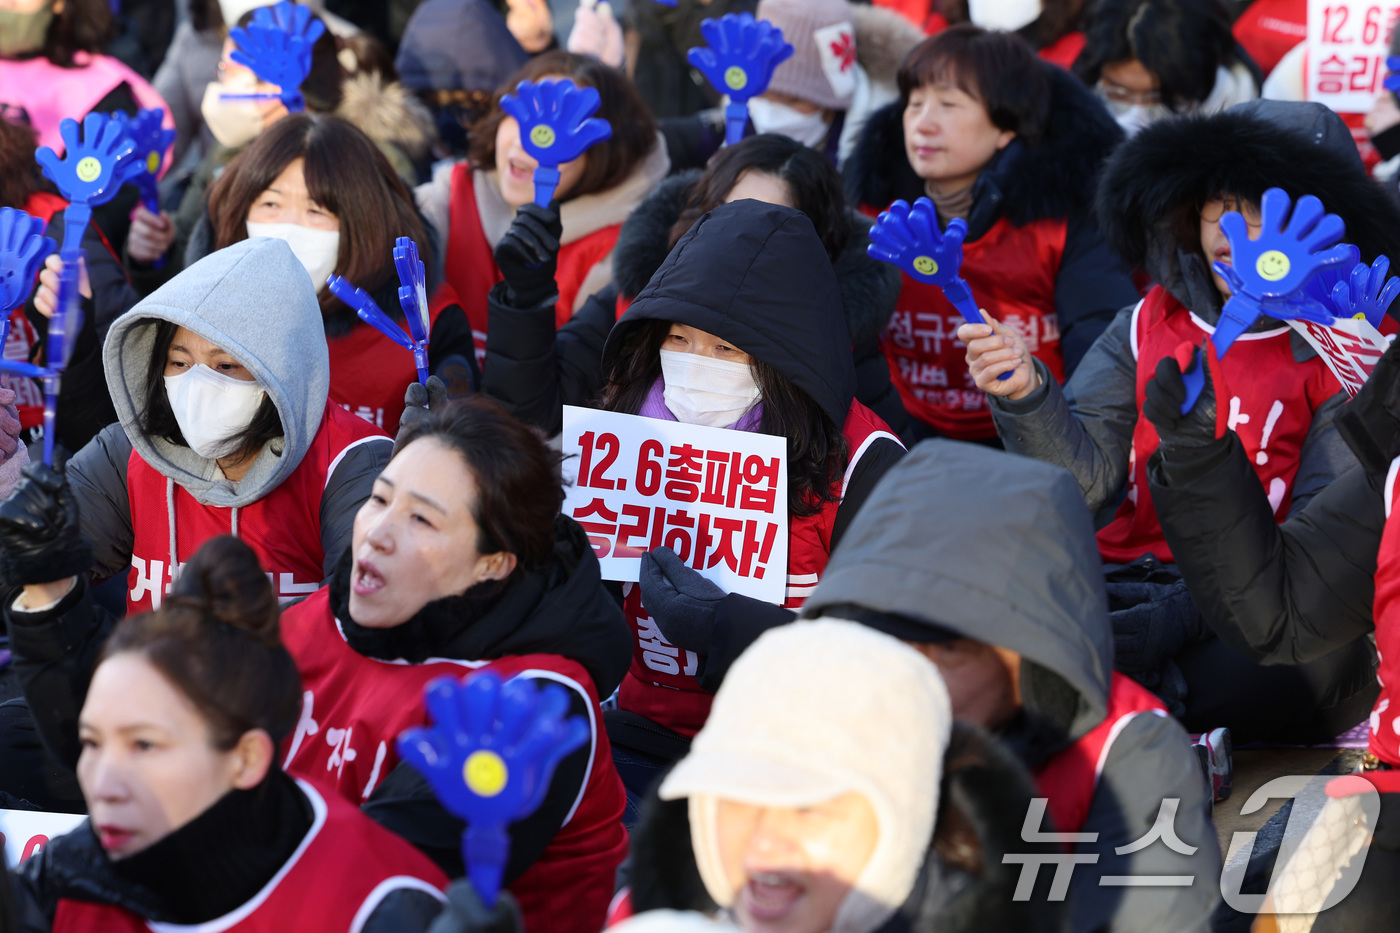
left=125, top=404, right=389, bottom=613
left=53, top=778, right=446, bottom=933
left=429, top=164, right=622, bottom=365
left=882, top=215, right=1067, bottom=440
left=278, top=587, right=629, bottom=933
left=617, top=401, right=901, bottom=737
left=0, top=53, right=170, bottom=153
left=1096, top=287, right=1341, bottom=564
left=328, top=313, right=445, bottom=436
left=1034, top=673, right=1169, bottom=835
left=1366, top=459, right=1400, bottom=768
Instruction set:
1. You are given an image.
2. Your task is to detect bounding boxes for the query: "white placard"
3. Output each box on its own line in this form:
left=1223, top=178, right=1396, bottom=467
left=0, top=809, right=85, bottom=867
left=1287, top=317, right=1393, bottom=396
left=1305, top=0, right=1397, bottom=112
left=561, top=406, right=788, bottom=604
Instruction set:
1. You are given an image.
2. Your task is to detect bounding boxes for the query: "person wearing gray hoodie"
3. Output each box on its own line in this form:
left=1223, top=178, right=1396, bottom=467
left=69, top=236, right=393, bottom=614
left=796, top=440, right=1221, bottom=933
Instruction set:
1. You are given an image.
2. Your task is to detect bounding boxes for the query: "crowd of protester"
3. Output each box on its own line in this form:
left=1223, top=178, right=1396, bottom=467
left=0, top=0, right=1397, bottom=931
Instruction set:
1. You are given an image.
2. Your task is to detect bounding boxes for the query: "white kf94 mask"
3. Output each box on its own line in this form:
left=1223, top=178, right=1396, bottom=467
left=164, top=363, right=268, bottom=460
left=659, top=348, right=761, bottom=428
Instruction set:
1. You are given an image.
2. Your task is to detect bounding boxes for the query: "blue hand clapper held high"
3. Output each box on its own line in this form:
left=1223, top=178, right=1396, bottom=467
left=393, top=237, right=431, bottom=385
left=1190, top=187, right=1352, bottom=412
left=326, top=275, right=417, bottom=354
left=115, top=108, right=174, bottom=214
left=226, top=0, right=326, bottom=112
left=867, top=197, right=1012, bottom=382
left=0, top=208, right=57, bottom=352
left=687, top=13, right=794, bottom=146
left=397, top=672, right=590, bottom=907
left=501, top=79, right=613, bottom=208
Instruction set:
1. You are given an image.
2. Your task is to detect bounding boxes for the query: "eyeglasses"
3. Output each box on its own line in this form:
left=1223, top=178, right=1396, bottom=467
left=1200, top=199, right=1264, bottom=230
left=1094, top=79, right=1162, bottom=108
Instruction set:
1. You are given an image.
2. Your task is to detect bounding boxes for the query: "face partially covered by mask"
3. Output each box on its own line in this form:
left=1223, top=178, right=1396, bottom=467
left=747, top=96, right=833, bottom=149
left=245, top=221, right=340, bottom=292
left=0, top=2, right=53, bottom=59
left=200, top=75, right=269, bottom=149
left=660, top=348, right=761, bottom=428
left=244, top=157, right=342, bottom=293
left=165, top=364, right=268, bottom=460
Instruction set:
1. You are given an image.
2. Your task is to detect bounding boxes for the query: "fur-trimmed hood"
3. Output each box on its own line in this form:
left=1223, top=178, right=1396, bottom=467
left=843, top=64, right=1124, bottom=238
left=851, top=3, right=926, bottom=86
left=1096, top=100, right=1400, bottom=314
left=627, top=722, right=1064, bottom=933
left=336, top=70, right=438, bottom=169
left=612, top=170, right=900, bottom=348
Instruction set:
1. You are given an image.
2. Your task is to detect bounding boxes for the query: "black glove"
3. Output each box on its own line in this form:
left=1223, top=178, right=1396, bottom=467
left=494, top=202, right=562, bottom=309
left=426, top=880, right=523, bottom=933
left=1336, top=331, right=1400, bottom=474
left=1107, top=580, right=1206, bottom=680
left=0, top=456, right=94, bottom=586
left=1142, top=351, right=1220, bottom=454
left=395, top=375, right=448, bottom=452
left=639, top=546, right=726, bottom=653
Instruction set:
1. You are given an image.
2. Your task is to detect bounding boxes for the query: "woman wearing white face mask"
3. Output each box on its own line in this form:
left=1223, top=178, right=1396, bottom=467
left=1072, top=0, right=1261, bottom=138
left=64, top=236, right=392, bottom=622
left=195, top=112, right=477, bottom=435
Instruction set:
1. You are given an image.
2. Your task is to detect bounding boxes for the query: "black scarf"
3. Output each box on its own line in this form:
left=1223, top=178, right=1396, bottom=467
left=109, top=770, right=312, bottom=924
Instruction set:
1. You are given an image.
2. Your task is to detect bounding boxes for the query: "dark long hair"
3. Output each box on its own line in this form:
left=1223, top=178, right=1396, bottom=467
left=597, top=320, right=848, bottom=518
left=671, top=134, right=852, bottom=263
left=99, top=536, right=301, bottom=750
left=207, top=113, right=428, bottom=317
left=469, top=51, right=658, bottom=202
left=0, top=115, right=43, bottom=209
left=140, top=320, right=285, bottom=466
left=394, top=396, right=564, bottom=571
left=1073, top=0, right=1245, bottom=110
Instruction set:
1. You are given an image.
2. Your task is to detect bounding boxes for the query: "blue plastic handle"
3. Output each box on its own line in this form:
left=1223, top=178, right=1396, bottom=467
left=393, top=237, right=431, bottom=385
left=687, top=13, right=794, bottom=145
left=500, top=79, right=613, bottom=208
left=326, top=275, right=416, bottom=352
left=868, top=198, right=1012, bottom=381
left=0, top=208, right=56, bottom=316
left=228, top=0, right=325, bottom=112
left=397, top=672, right=589, bottom=907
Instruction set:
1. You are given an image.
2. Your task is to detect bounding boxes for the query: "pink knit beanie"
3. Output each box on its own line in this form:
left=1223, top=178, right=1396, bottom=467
left=757, top=0, right=858, bottom=111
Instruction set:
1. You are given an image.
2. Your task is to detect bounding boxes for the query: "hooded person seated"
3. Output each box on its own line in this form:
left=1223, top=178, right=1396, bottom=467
left=961, top=99, right=1395, bottom=745
left=619, top=618, right=1065, bottom=933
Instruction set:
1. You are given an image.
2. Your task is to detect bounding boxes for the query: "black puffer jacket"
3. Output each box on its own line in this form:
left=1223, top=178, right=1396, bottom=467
left=483, top=171, right=908, bottom=437
left=628, top=722, right=1066, bottom=933
left=843, top=65, right=1140, bottom=376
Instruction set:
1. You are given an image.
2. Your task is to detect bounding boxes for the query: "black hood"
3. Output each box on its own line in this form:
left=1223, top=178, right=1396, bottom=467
left=330, top=515, right=633, bottom=697
left=844, top=64, right=1124, bottom=238
left=1098, top=100, right=1400, bottom=314
left=612, top=170, right=901, bottom=347
left=603, top=200, right=856, bottom=426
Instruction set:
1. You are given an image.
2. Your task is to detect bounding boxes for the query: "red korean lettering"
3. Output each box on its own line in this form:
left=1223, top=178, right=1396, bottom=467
left=665, top=444, right=704, bottom=502
left=636, top=439, right=663, bottom=496
left=700, top=450, right=743, bottom=507
left=572, top=497, right=619, bottom=558
left=615, top=503, right=654, bottom=559
left=739, top=455, right=782, bottom=513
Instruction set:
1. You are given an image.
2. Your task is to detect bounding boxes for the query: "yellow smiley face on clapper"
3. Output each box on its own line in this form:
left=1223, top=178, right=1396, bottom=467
left=463, top=749, right=508, bottom=797
left=912, top=255, right=938, bottom=276
left=75, top=157, right=102, bottom=183
left=1255, top=250, right=1291, bottom=282
left=529, top=125, right=556, bottom=149
left=725, top=66, right=748, bottom=91
left=145, top=151, right=161, bottom=174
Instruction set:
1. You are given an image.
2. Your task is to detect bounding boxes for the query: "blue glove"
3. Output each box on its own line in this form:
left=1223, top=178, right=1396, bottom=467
left=867, top=197, right=1010, bottom=381
left=687, top=13, right=794, bottom=145
left=639, top=545, right=726, bottom=653
left=393, top=237, right=432, bottom=383
left=500, top=79, right=613, bottom=207
left=397, top=672, right=589, bottom=908
left=35, top=112, right=137, bottom=253
left=1210, top=187, right=1351, bottom=357
left=0, top=208, right=55, bottom=316
left=228, top=0, right=326, bottom=112
left=114, top=108, right=175, bottom=214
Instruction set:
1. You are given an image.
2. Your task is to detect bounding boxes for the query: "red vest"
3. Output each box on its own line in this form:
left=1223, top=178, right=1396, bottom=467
left=882, top=215, right=1067, bottom=440
left=617, top=401, right=901, bottom=737
left=1367, top=459, right=1400, bottom=768
left=125, top=404, right=389, bottom=613
left=327, top=313, right=445, bottom=437
left=0, top=52, right=171, bottom=153
left=429, top=164, right=622, bottom=365
left=279, top=587, right=630, bottom=933
left=1232, top=0, right=1306, bottom=75
left=1038, top=32, right=1086, bottom=70
left=52, top=779, right=447, bottom=933
left=1034, top=672, right=1169, bottom=835
left=1096, top=288, right=1341, bottom=564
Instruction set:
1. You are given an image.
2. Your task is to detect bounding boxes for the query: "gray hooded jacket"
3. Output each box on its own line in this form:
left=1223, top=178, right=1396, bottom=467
left=68, top=238, right=392, bottom=581
left=801, top=441, right=1221, bottom=933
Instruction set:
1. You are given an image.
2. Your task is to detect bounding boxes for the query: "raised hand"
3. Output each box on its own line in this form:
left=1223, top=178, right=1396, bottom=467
left=687, top=13, right=794, bottom=144
left=114, top=108, right=175, bottom=213
left=398, top=672, right=589, bottom=907
left=35, top=113, right=137, bottom=253
left=1211, top=187, right=1350, bottom=355
left=228, top=0, right=326, bottom=112
left=0, top=208, right=55, bottom=315
left=500, top=79, right=613, bottom=207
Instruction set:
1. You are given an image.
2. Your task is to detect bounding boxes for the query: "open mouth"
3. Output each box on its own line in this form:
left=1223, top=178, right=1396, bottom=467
left=351, top=558, right=385, bottom=597
left=742, top=872, right=805, bottom=922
